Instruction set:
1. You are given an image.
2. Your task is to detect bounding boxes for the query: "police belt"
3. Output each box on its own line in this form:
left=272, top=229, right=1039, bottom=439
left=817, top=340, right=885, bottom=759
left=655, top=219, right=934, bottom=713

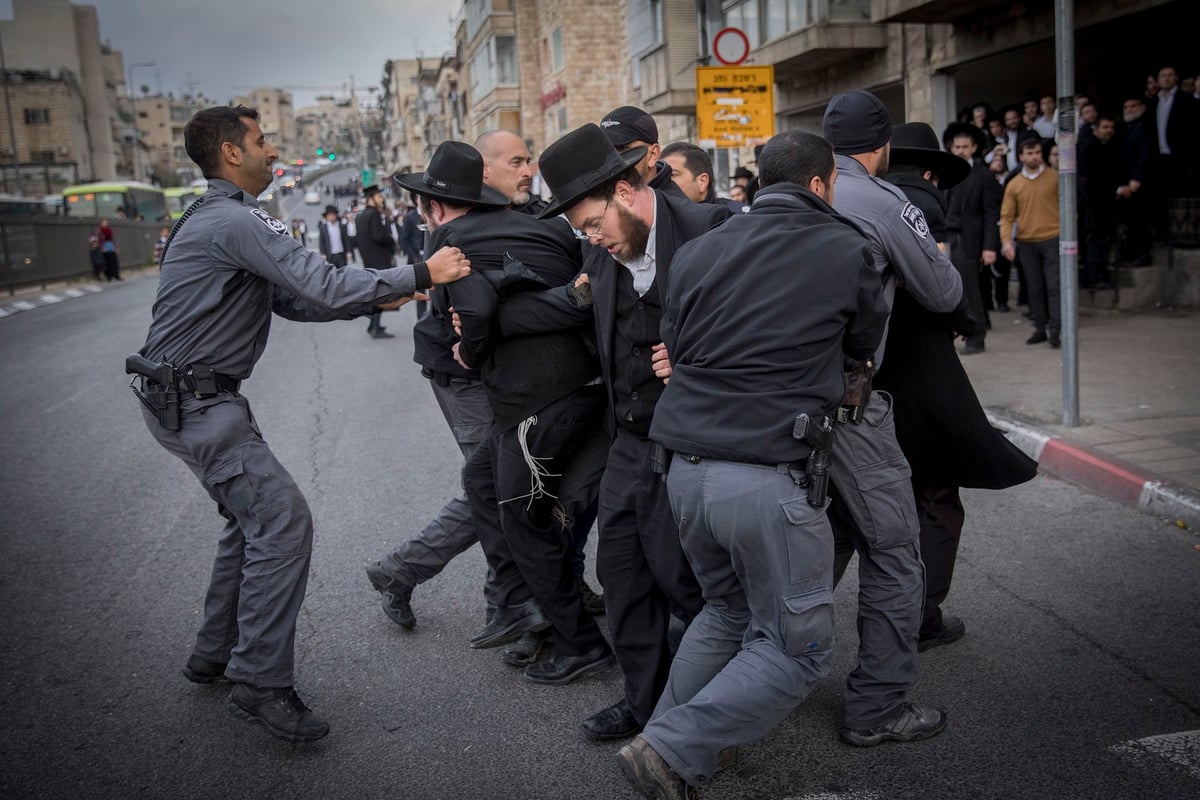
left=676, top=452, right=809, bottom=475
left=150, top=366, right=239, bottom=398
left=420, top=365, right=475, bottom=387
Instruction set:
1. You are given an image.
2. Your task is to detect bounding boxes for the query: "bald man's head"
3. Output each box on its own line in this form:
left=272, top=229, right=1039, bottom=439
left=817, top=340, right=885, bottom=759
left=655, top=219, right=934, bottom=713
left=475, top=130, right=533, bottom=206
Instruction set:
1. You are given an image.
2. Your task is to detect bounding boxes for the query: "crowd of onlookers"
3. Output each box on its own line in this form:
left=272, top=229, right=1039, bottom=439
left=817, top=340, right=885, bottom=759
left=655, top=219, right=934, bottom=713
left=961, top=64, right=1199, bottom=279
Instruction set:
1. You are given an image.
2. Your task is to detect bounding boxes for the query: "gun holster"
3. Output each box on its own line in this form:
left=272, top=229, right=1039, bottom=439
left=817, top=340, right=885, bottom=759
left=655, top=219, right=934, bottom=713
left=126, top=353, right=181, bottom=431
left=650, top=442, right=672, bottom=479
left=793, top=413, right=835, bottom=508
left=840, top=359, right=876, bottom=424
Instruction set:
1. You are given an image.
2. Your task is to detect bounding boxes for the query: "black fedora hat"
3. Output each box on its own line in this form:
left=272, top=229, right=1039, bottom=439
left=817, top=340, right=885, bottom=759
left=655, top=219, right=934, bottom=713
left=323, top=205, right=339, bottom=216
left=890, top=122, right=970, bottom=189
left=362, top=183, right=381, bottom=198
left=942, top=121, right=987, bottom=157
left=393, top=141, right=510, bottom=208
left=537, top=124, right=648, bottom=219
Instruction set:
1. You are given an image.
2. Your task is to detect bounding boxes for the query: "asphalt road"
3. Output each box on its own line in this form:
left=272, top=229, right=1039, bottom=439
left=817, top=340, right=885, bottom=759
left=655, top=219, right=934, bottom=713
left=1, top=234, right=1198, bottom=799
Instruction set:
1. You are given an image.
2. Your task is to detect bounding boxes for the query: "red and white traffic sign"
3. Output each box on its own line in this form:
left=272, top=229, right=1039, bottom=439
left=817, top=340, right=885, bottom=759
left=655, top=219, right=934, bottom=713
left=712, top=27, right=750, bottom=66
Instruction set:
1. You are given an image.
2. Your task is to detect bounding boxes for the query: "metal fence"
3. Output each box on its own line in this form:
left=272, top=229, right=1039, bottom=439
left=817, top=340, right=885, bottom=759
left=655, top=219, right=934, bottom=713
left=1, top=216, right=164, bottom=294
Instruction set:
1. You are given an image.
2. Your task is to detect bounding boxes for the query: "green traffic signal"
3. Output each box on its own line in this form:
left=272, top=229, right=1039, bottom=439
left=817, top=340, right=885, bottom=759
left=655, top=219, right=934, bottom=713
left=328, top=153, right=336, bottom=161
left=316, top=147, right=324, bottom=156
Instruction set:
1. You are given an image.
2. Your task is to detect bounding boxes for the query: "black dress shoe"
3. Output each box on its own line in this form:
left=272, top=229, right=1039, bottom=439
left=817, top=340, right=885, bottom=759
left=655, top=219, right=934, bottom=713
left=182, top=654, right=227, bottom=684
left=1048, top=334, right=1061, bottom=349
left=918, top=615, right=966, bottom=652
left=524, top=644, right=615, bottom=685
left=961, top=340, right=985, bottom=355
left=578, top=578, right=606, bottom=616
left=227, top=683, right=330, bottom=742
left=996, top=303, right=1011, bottom=312
left=469, top=599, right=550, bottom=649
left=582, top=699, right=642, bottom=741
left=1025, top=330, right=1048, bottom=345
left=502, top=630, right=552, bottom=666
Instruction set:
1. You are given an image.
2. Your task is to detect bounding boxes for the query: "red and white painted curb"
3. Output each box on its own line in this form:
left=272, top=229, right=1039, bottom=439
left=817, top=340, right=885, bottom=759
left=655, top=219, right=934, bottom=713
left=988, top=413, right=1200, bottom=529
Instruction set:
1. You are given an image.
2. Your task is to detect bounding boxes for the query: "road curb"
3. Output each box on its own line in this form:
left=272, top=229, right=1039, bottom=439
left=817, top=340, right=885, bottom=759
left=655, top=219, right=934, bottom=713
left=988, top=411, right=1200, bottom=530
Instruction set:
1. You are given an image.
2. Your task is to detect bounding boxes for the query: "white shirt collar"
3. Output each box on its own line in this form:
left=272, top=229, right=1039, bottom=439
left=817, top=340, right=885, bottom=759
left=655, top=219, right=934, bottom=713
left=613, top=191, right=658, bottom=296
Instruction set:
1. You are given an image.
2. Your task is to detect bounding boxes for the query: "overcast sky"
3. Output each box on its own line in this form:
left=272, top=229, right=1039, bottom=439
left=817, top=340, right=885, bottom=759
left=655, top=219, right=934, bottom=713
left=0, top=0, right=456, bottom=108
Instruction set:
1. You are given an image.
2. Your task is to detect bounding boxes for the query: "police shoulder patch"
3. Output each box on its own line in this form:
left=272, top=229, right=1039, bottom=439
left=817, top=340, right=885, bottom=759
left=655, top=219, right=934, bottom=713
left=250, top=207, right=287, bottom=234
left=900, top=202, right=929, bottom=240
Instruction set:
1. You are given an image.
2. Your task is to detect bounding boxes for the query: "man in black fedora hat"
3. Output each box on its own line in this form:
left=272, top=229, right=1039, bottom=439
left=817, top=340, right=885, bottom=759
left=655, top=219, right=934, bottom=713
left=876, top=122, right=1034, bottom=671
left=318, top=204, right=349, bottom=268
left=490, top=122, right=728, bottom=740
left=822, top=90, right=959, bottom=748
left=357, top=184, right=397, bottom=338
left=382, top=140, right=616, bottom=685
left=942, top=121, right=1002, bottom=355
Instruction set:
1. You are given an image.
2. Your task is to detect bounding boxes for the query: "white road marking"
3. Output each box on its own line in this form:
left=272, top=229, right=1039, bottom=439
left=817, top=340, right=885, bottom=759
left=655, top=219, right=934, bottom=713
left=62, top=288, right=85, bottom=298
left=39, top=294, right=64, bottom=304
left=1110, top=729, right=1200, bottom=780
left=10, top=300, right=35, bottom=310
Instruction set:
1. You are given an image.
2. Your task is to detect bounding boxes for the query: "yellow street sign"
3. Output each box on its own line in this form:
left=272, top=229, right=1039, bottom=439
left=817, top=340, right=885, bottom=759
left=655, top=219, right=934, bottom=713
left=695, top=65, right=775, bottom=149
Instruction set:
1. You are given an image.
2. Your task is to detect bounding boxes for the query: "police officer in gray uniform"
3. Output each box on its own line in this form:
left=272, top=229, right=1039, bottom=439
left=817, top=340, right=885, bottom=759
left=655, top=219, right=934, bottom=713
left=131, top=106, right=469, bottom=742
left=618, top=131, right=889, bottom=799
left=821, top=90, right=962, bottom=746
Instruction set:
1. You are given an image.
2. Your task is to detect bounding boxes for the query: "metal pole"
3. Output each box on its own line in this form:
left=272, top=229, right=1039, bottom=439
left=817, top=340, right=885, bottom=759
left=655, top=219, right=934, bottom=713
left=128, top=62, right=154, bottom=182
left=1055, top=0, right=1079, bottom=426
left=0, top=31, right=25, bottom=197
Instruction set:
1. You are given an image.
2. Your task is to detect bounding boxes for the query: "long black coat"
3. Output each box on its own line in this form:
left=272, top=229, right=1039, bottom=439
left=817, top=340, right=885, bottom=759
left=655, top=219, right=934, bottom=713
left=946, top=160, right=1001, bottom=263
left=874, top=289, right=1037, bottom=488
left=877, top=177, right=1036, bottom=489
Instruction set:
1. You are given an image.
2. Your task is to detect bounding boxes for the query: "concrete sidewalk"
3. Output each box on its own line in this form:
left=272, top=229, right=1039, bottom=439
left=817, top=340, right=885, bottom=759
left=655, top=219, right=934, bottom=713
left=960, top=304, right=1200, bottom=529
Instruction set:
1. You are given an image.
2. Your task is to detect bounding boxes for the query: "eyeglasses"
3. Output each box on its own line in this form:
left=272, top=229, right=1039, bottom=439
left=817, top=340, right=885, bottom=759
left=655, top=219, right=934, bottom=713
left=572, top=198, right=611, bottom=241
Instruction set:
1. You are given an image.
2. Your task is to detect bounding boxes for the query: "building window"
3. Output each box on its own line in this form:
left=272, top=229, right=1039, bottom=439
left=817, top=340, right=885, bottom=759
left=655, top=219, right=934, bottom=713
left=627, top=0, right=665, bottom=57
left=465, top=0, right=494, bottom=41
left=24, top=108, right=50, bottom=125
left=30, top=150, right=56, bottom=163
left=496, top=36, right=518, bottom=84
left=471, top=34, right=518, bottom=97
left=551, top=28, right=564, bottom=73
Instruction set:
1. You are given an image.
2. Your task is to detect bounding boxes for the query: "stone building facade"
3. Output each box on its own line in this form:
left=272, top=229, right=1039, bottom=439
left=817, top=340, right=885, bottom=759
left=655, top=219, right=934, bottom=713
left=0, top=0, right=126, bottom=183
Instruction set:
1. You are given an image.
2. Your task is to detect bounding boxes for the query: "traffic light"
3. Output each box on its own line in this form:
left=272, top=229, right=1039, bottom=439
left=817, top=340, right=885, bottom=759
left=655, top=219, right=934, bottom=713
left=328, top=152, right=336, bottom=161
left=297, top=159, right=304, bottom=166
left=275, top=168, right=284, bottom=176
left=316, top=147, right=324, bottom=157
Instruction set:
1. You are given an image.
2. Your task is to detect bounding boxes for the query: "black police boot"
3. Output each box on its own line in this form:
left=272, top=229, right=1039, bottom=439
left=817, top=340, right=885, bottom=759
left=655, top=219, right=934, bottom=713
left=227, top=684, right=330, bottom=743
left=366, top=561, right=416, bottom=629
left=182, top=654, right=227, bottom=684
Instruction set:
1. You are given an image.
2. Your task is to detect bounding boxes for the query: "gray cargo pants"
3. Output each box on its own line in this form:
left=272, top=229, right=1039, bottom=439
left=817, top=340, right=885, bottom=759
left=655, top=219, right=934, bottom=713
left=641, top=456, right=835, bottom=785
left=380, top=374, right=496, bottom=603
left=142, top=393, right=312, bottom=688
left=829, top=391, right=925, bottom=729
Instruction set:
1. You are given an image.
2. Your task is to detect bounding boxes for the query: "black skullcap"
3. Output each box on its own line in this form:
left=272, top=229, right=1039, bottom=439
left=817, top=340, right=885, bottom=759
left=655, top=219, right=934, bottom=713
left=822, top=90, right=893, bottom=155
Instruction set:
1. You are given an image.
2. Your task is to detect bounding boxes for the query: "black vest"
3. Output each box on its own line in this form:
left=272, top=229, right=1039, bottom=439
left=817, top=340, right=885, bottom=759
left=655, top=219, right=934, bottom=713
left=612, top=266, right=665, bottom=436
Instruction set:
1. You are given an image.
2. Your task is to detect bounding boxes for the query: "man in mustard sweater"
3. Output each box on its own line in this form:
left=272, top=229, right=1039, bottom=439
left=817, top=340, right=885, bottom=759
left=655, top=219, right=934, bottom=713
left=1000, top=134, right=1061, bottom=348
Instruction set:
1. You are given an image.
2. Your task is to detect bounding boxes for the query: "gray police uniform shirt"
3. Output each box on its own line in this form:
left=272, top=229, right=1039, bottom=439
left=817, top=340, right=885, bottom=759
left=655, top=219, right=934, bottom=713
left=141, top=178, right=422, bottom=380
left=830, top=155, right=963, bottom=367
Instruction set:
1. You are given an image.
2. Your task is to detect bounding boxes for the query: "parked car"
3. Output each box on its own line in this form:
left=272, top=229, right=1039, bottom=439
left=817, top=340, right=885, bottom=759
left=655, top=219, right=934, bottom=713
left=304, top=190, right=321, bottom=204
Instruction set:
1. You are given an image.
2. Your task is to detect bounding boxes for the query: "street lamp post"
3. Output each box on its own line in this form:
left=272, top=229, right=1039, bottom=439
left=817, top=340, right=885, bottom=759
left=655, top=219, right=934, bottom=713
left=127, top=61, right=154, bottom=182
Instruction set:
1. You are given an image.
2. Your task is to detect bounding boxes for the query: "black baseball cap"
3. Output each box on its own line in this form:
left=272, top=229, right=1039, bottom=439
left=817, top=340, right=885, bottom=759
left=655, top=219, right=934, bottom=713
left=600, top=106, right=659, bottom=147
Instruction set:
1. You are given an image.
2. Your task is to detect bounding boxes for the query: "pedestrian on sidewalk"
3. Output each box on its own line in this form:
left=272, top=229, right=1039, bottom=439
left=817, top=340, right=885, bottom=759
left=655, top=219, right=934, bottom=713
left=132, top=105, right=469, bottom=744
left=1000, top=133, right=1062, bottom=348
left=96, top=218, right=121, bottom=281
left=358, top=185, right=396, bottom=339
left=87, top=234, right=105, bottom=280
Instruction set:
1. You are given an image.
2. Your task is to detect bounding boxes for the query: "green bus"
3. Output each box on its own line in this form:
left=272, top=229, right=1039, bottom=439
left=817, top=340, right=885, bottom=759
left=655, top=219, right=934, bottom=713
left=163, top=185, right=205, bottom=220
left=61, top=181, right=169, bottom=221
